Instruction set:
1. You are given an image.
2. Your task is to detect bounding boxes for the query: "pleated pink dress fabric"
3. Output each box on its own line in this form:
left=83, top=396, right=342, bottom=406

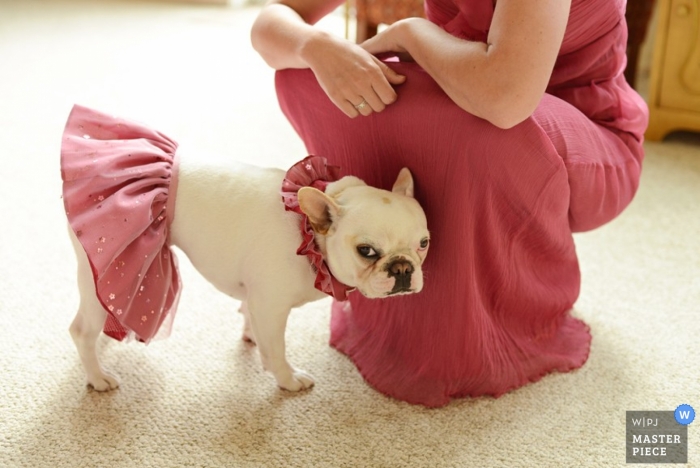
left=275, top=0, right=648, bottom=407
left=61, top=105, right=182, bottom=343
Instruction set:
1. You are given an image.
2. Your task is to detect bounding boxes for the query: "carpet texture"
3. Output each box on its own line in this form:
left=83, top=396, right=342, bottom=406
left=0, top=1, right=698, bottom=466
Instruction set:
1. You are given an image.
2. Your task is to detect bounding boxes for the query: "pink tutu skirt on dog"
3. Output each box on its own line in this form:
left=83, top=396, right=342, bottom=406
left=61, top=105, right=181, bottom=343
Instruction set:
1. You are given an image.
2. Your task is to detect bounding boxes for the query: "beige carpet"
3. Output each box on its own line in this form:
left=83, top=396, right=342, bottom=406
left=1, top=1, right=698, bottom=466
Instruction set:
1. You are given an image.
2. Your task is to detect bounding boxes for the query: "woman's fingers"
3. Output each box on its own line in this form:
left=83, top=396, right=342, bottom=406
left=377, top=59, right=407, bottom=84
left=309, top=40, right=406, bottom=118
left=372, top=58, right=405, bottom=105
left=342, top=94, right=377, bottom=118
left=342, top=63, right=405, bottom=118
left=345, top=87, right=386, bottom=117
left=352, top=97, right=371, bottom=112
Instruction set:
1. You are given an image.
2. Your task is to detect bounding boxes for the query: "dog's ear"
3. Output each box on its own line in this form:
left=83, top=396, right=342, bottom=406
left=392, top=168, right=414, bottom=198
left=298, top=187, right=340, bottom=235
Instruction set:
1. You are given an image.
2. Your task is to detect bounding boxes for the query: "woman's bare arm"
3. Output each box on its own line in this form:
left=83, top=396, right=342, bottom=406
left=251, top=0, right=406, bottom=117
left=361, top=0, right=571, bottom=128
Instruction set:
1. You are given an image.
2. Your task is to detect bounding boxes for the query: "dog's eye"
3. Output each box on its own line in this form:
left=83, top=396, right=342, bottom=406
left=357, top=245, right=379, bottom=259
left=419, top=238, right=430, bottom=250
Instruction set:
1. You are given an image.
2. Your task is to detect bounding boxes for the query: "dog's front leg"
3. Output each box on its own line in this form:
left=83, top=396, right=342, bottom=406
left=246, top=295, right=314, bottom=391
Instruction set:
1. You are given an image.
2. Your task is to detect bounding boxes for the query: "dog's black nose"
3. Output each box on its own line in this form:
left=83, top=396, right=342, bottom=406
left=388, top=260, right=414, bottom=293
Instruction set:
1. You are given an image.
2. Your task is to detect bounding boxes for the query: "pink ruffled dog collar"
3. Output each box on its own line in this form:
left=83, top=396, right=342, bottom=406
left=281, top=156, right=354, bottom=301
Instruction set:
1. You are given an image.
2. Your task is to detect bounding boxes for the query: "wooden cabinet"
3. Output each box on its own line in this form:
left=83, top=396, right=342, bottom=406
left=646, top=0, right=700, bottom=140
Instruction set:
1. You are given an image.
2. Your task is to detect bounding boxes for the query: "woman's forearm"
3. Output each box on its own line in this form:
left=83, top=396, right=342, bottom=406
left=250, top=1, right=343, bottom=70
left=251, top=4, right=316, bottom=70
left=364, top=0, right=570, bottom=129
left=394, top=20, right=508, bottom=125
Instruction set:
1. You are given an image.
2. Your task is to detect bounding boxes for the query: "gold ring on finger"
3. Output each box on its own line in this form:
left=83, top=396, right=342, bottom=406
left=354, top=99, right=368, bottom=111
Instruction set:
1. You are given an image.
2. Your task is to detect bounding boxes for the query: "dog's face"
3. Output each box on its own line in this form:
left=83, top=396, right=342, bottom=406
left=298, top=168, right=429, bottom=298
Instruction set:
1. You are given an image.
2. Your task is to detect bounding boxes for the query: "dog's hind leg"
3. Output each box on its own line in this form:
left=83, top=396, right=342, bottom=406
left=68, top=229, right=120, bottom=391
left=246, top=294, right=314, bottom=392
left=238, top=301, right=255, bottom=344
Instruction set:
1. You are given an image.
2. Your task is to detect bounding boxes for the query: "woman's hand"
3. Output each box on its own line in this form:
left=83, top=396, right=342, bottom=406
left=302, top=33, right=406, bottom=118
left=251, top=0, right=407, bottom=118
left=360, top=19, right=417, bottom=62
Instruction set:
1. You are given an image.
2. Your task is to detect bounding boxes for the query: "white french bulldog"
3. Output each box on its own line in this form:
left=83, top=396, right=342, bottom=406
left=68, top=158, right=430, bottom=392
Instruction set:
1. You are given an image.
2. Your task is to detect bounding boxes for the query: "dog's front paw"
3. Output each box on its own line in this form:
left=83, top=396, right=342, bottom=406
left=277, top=369, right=315, bottom=392
left=87, top=372, right=120, bottom=392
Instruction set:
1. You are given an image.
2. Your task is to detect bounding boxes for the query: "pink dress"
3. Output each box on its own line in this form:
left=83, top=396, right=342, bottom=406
left=61, top=105, right=182, bottom=343
left=274, top=0, right=648, bottom=407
